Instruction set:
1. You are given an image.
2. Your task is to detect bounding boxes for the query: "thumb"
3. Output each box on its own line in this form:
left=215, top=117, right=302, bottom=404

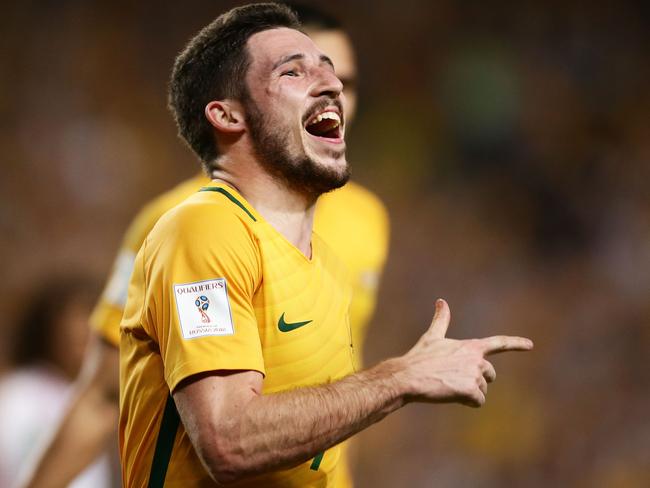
left=428, top=299, right=451, bottom=338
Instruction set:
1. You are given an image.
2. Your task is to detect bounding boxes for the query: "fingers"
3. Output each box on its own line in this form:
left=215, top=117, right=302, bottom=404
left=481, top=359, right=496, bottom=383
left=427, top=299, right=451, bottom=339
left=461, top=389, right=486, bottom=408
left=478, top=375, right=488, bottom=397
left=480, top=336, right=534, bottom=356
left=462, top=362, right=493, bottom=408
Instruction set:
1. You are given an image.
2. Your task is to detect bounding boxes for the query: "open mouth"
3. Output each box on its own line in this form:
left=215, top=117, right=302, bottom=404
left=304, top=110, right=343, bottom=140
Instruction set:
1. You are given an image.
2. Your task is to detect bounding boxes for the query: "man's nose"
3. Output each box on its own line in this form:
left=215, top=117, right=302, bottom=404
left=310, top=67, right=344, bottom=98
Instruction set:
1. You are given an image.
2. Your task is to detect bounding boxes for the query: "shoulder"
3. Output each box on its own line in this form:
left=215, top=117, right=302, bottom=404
left=146, top=187, right=260, bottom=263
left=137, top=188, right=262, bottom=321
left=162, top=188, right=256, bottom=234
left=121, top=174, right=211, bottom=252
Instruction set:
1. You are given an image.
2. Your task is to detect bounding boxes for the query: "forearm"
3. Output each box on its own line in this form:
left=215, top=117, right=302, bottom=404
left=184, top=358, right=408, bottom=483
left=179, top=300, right=534, bottom=484
left=243, top=359, right=405, bottom=461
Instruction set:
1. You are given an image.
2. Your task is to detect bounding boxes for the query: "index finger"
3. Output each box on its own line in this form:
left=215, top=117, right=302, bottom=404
left=480, top=336, right=534, bottom=355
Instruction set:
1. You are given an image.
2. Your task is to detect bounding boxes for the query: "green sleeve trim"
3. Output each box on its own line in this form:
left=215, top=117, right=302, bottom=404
left=148, top=394, right=180, bottom=488
left=199, top=187, right=257, bottom=222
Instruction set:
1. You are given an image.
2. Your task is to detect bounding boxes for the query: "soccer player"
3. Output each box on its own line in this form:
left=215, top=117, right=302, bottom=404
left=119, top=3, right=532, bottom=487
left=19, top=4, right=387, bottom=488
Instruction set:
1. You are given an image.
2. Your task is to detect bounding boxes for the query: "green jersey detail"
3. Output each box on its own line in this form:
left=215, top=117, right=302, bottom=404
left=278, top=313, right=313, bottom=332
left=199, top=187, right=257, bottom=222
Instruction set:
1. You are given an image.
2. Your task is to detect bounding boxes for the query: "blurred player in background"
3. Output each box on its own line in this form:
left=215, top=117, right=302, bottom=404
left=20, top=3, right=388, bottom=487
left=0, top=277, right=112, bottom=488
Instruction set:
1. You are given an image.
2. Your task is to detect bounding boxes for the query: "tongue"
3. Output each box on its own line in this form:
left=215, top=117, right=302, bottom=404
left=306, top=118, right=339, bottom=137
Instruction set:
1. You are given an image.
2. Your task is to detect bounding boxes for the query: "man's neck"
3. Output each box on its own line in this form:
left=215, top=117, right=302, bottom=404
left=211, top=158, right=316, bottom=259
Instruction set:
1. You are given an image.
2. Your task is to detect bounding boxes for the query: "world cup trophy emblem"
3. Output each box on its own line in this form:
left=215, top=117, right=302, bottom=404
left=195, top=295, right=210, bottom=323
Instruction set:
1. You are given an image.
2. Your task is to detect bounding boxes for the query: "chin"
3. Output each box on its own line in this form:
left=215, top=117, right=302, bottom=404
left=315, top=158, right=351, bottom=194
left=290, top=151, right=350, bottom=198
left=305, top=143, right=348, bottom=172
left=318, top=154, right=348, bottom=176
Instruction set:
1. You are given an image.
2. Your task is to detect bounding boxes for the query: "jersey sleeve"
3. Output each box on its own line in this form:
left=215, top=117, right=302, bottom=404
left=140, top=203, right=264, bottom=392
left=90, top=175, right=208, bottom=346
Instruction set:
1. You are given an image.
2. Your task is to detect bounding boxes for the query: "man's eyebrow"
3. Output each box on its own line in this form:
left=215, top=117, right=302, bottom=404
left=272, top=53, right=304, bottom=70
left=272, top=53, right=335, bottom=71
left=320, top=54, right=335, bottom=70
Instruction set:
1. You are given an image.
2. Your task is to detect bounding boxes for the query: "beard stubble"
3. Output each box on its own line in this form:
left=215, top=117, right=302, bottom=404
left=244, top=97, right=350, bottom=199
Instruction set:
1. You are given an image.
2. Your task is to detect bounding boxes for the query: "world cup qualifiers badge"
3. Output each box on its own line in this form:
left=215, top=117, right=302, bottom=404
left=195, top=295, right=210, bottom=323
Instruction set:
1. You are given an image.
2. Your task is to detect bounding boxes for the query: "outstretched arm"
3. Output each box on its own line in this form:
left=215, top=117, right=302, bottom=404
left=19, top=336, right=119, bottom=488
left=174, top=299, right=533, bottom=484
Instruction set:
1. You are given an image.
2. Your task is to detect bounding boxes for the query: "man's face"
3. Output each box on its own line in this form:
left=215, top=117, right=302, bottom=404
left=306, top=29, right=358, bottom=124
left=243, top=27, right=349, bottom=197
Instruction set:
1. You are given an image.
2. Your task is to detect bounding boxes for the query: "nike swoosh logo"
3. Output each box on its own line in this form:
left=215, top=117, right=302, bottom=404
left=278, top=313, right=313, bottom=332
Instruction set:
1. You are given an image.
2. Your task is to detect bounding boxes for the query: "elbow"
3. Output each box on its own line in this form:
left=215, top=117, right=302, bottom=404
left=212, top=470, right=245, bottom=486
left=196, top=436, right=252, bottom=485
left=210, top=462, right=246, bottom=486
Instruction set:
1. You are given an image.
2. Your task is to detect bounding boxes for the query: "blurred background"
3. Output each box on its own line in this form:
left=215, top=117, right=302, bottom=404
left=1, top=0, right=648, bottom=486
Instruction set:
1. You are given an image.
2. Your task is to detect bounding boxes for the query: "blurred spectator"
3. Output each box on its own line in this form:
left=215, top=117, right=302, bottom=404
left=0, top=276, right=113, bottom=488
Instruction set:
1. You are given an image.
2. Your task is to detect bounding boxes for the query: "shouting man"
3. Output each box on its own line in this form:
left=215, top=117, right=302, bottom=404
left=119, top=3, right=532, bottom=487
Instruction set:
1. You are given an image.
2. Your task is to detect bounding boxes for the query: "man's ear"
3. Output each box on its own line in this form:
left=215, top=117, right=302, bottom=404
left=205, top=100, right=246, bottom=133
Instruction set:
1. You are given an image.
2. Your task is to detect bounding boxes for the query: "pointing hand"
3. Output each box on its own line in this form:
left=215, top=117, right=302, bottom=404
left=399, top=299, right=533, bottom=407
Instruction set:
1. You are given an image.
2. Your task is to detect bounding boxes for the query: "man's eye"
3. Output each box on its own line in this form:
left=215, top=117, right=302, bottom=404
left=282, top=70, right=298, bottom=77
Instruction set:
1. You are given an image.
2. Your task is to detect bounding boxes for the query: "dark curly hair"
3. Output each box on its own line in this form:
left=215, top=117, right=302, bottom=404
left=168, top=3, right=301, bottom=172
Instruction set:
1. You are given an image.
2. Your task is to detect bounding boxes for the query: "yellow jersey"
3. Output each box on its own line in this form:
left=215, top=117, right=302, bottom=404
left=92, top=178, right=388, bottom=369
left=315, top=183, right=389, bottom=367
left=119, top=183, right=355, bottom=487
left=90, top=174, right=210, bottom=345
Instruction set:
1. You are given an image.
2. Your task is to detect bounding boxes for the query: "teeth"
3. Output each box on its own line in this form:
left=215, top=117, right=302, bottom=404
left=308, top=111, right=341, bottom=126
